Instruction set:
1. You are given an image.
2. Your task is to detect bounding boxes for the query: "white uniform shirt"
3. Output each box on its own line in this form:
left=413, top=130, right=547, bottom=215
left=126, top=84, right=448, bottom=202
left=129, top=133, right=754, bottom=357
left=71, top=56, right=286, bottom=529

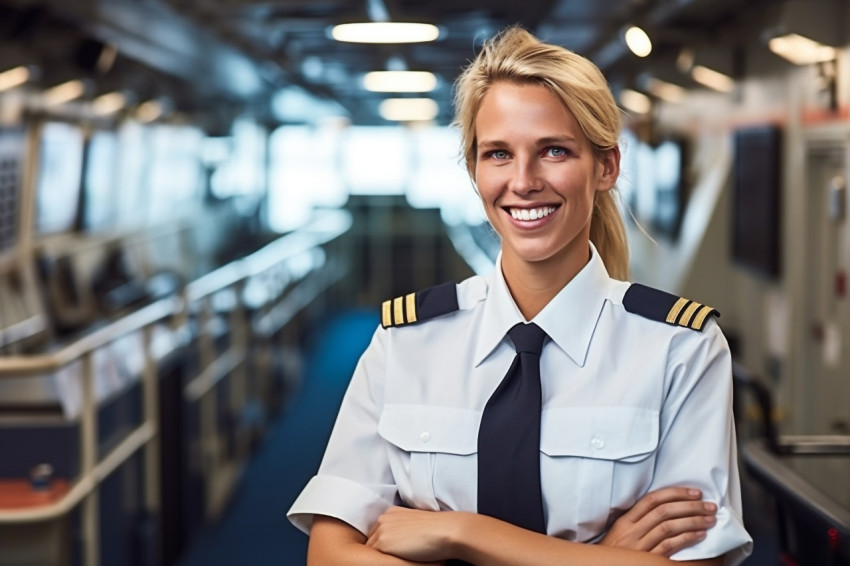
left=288, top=248, right=753, bottom=564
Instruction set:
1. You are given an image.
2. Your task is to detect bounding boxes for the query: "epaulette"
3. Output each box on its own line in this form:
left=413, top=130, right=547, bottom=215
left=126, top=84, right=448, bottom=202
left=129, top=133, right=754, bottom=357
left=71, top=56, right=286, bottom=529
left=381, top=282, right=459, bottom=329
left=622, top=283, right=719, bottom=332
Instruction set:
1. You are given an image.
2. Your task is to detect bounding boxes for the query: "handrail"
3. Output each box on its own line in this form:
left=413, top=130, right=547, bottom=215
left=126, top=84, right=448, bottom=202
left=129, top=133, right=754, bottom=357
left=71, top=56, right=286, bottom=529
left=184, top=347, right=246, bottom=403
left=0, top=209, right=352, bottom=536
left=733, top=361, right=850, bottom=455
left=0, top=420, right=156, bottom=523
left=186, top=210, right=352, bottom=302
left=743, top=439, right=850, bottom=534
left=0, top=313, right=47, bottom=349
left=0, top=210, right=352, bottom=377
left=0, top=298, right=181, bottom=377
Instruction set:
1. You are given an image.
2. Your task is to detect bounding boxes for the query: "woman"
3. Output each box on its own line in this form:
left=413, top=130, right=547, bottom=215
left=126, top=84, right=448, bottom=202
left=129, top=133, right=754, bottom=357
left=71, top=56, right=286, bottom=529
left=288, top=27, right=752, bottom=565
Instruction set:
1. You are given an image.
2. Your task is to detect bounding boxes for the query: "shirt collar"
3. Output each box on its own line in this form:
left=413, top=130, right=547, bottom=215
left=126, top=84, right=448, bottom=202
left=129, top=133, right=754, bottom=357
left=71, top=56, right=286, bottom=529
left=473, top=243, right=613, bottom=368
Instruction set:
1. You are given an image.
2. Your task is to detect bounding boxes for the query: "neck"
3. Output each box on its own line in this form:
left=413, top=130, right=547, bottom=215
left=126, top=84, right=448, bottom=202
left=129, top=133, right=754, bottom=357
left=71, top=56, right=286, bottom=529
left=500, top=244, right=591, bottom=320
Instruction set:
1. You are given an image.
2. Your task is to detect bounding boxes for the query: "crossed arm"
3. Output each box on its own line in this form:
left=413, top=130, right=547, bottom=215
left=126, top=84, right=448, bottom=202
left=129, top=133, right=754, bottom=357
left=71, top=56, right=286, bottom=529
left=307, top=487, right=724, bottom=566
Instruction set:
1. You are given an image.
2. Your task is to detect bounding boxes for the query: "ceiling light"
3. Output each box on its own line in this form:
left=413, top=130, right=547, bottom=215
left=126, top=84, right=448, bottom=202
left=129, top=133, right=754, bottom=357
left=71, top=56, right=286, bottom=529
left=619, top=89, right=652, bottom=114
left=769, top=33, right=837, bottom=65
left=44, top=79, right=85, bottom=106
left=379, top=98, right=438, bottom=121
left=691, top=65, right=735, bottom=93
left=364, top=71, right=437, bottom=93
left=331, top=22, right=439, bottom=44
left=624, top=26, right=652, bottom=58
left=137, top=99, right=164, bottom=123
left=645, top=77, right=687, bottom=103
left=92, top=91, right=126, bottom=115
left=0, top=66, right=30, bottom=92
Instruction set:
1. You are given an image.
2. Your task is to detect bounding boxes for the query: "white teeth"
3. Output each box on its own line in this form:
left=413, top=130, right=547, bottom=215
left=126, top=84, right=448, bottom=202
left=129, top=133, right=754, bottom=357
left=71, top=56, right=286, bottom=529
left=510, top=206, right=555, bottom=221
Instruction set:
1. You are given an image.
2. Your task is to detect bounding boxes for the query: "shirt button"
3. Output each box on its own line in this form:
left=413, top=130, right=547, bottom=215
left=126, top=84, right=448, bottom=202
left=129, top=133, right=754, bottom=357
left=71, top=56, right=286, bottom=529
left=590, top=436, right=605, bottom=449
left=419, top=432, right=431, bottom=443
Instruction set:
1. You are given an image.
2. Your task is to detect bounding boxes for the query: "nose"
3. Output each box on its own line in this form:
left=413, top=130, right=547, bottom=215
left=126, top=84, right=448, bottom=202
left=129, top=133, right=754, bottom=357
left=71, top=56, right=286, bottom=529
left=509, top=155, right=542, bottom=195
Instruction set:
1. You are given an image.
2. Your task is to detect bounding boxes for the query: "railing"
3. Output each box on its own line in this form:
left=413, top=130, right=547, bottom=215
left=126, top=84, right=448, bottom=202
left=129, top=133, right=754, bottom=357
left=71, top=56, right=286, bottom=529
left=734, top=361, right=850, bottom=565
left=0, top=210, right=352, bottom=566
left=733, top=361, right=850, bottom=455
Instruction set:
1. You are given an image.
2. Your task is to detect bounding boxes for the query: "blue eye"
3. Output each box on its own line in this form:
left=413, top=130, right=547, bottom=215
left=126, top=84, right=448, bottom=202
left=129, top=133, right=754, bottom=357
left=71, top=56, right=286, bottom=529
left=491, top=150, right=509, bottom=159
left=546, top=147, right=567, bottom=157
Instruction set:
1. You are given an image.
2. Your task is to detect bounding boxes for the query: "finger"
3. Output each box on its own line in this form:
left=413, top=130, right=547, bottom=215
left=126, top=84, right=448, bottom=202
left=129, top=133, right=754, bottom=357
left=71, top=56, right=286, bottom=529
left=649, top=528, right=709, bottom=557
left=635, top=500, right=716, bottom=532
left=641, top=512, right=717, bottom=552
left=620, top=487, right=703, bottom=523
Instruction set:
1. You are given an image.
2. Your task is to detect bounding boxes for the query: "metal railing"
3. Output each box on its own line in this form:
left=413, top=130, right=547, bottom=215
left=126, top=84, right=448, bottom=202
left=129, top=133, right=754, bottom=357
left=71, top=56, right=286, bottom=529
left=0, top=210, right=352, bottom=566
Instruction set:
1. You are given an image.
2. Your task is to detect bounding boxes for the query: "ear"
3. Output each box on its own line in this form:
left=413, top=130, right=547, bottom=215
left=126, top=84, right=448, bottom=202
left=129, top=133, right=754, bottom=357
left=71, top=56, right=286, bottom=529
left=596, top=147, right=620, bottom=193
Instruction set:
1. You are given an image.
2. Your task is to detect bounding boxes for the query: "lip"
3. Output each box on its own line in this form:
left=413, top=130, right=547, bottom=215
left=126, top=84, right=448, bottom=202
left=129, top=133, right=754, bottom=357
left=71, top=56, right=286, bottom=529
left=502, top=204, right=560, bottom=229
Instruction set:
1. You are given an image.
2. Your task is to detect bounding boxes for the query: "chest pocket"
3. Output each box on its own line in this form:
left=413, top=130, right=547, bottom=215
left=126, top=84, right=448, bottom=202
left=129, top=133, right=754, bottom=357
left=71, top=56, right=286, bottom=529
left=378, top=404, right=480, bottom=512
left=540, top=406, right=659, bottom=541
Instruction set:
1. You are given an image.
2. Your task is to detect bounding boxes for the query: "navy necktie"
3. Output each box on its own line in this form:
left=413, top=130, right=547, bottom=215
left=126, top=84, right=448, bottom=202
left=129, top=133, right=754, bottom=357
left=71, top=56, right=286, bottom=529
left=477, top=322, right=547, bottom=533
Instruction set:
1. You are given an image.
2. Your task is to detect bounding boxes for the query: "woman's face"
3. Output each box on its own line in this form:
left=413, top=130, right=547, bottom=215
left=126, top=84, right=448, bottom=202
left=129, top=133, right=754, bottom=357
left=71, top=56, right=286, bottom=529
left=473, top=81, right=618, bottom=271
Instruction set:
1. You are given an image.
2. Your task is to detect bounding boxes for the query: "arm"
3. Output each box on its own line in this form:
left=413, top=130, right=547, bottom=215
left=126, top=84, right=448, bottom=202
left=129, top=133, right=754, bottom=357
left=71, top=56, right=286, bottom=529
left=599, top=486, right=717, bottom=555
left=308, top=515, right=444, bottom=566
left=288, top=328, right=400, bottom=542
left=645, top=323, right=752, bottom=563
left=366, top=507, right=723, bottom=566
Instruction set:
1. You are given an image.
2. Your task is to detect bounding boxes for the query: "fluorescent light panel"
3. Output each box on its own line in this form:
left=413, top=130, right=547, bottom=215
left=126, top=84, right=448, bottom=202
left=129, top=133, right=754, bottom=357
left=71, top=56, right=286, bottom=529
left=331, top=22, right=439, bottom=44
left=691, top=65, right=735, bottom=93
left=137, top=99, right=164, bottom=123
left=364, top=71, right=437, bottom=92
left=92, top=91, right=126, bottom=115
left=379, top=98, right=438, bottom=121
left=625, top=26, right=652, bottom=58
left=645, top=77, right=687, bottom=103
left=44, top=79, right=85, bottom=105
left=0, top=66, right=29, bottom=92
left=769, top=33, right=837, bottom=65
left=619, top=89, right=652, bottom=114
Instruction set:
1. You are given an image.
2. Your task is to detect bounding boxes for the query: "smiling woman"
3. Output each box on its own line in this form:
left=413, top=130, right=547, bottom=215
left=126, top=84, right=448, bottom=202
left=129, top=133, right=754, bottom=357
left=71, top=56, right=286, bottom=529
left=288, top=26, right=752, bottom=566
left=472, top=81, right=620, bottom=314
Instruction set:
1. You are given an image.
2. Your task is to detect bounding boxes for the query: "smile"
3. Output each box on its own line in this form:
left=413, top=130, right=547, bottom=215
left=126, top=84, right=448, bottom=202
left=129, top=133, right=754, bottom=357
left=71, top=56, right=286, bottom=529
left=508, top=206, right=558, bottom=221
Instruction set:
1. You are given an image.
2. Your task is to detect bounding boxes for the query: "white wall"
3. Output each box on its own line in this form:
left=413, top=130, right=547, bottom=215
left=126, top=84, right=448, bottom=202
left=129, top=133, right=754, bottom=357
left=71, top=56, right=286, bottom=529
left=629, top=49, right=850, bottom=436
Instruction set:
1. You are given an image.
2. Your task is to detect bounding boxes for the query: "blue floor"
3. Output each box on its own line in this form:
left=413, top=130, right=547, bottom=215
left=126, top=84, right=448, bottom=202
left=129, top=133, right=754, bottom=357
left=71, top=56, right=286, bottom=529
left=179, top=308, right=778, bottom=566
left=178, top=308, right=380, bottom=566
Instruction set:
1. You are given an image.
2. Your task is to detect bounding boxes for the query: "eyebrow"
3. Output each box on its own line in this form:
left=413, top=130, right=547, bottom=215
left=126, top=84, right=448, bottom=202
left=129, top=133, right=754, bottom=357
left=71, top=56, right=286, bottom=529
left=478, top=135, right=578, bottom=150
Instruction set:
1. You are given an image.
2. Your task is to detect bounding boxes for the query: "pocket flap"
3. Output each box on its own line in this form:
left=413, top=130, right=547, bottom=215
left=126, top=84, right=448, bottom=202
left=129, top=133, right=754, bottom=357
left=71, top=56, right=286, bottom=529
left=378, top=404, right=480, bottom=454
left=540, top=407, right=659, bottom=461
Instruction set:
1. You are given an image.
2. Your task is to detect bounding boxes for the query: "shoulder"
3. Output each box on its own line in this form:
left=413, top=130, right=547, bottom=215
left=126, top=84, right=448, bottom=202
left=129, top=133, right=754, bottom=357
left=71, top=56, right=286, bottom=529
left=380, top=275, right=488, bottom=329
left=619, top=283, right=720, bottom=332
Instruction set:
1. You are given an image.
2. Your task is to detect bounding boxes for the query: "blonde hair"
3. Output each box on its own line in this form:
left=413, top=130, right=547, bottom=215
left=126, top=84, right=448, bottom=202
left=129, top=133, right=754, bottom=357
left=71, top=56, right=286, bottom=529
left=453, top=26, right=630, bottom=280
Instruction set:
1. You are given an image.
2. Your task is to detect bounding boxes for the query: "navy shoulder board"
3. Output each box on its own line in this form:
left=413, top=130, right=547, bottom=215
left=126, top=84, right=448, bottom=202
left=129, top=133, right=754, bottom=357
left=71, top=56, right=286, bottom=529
left=622, top=283, right=720, bottom=332
left=381, top=282, right=459, bottom=329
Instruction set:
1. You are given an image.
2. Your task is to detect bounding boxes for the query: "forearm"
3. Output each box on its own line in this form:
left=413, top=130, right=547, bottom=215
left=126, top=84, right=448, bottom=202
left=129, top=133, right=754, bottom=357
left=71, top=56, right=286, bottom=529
left=451, top=513, right=723, bottom=566
left=308, top=515, right=438, bottom=566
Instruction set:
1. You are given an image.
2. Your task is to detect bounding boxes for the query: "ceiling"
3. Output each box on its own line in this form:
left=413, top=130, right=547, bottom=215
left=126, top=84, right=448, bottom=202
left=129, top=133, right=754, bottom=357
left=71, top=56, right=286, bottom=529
left=0, top=0, right=804, bottom=129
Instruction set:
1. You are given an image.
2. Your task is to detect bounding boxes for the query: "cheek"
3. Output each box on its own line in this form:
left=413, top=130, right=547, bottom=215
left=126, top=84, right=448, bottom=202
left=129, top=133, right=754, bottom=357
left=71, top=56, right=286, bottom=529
left=474, top=171, right=499, bottom=202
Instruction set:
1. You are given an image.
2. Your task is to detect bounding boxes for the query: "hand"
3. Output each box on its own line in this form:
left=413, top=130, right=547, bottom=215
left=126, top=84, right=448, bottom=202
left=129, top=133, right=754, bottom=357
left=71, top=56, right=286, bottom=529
left=600, top=487, right=717, bottom=556
left=366, top=506, right=457, bottom=564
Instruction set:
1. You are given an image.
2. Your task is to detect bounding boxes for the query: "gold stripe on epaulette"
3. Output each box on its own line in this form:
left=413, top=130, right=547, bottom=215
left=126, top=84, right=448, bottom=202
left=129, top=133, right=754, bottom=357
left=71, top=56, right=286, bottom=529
left=393, top=297, right=404, bottom=325
left=382, top=300, right=392, bottom=327
left=679, top=302, right=701, bottom=327
left=405, top=293, right=417, bottom=323
left=666, top=297, right=689, bottom=324
left=691, top=305, right=715, bottom=330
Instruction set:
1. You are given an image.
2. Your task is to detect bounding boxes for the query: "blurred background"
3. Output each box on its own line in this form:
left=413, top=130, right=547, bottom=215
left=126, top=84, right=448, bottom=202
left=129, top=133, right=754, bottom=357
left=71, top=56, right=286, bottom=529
left=0, top=0, right=848, bottom=564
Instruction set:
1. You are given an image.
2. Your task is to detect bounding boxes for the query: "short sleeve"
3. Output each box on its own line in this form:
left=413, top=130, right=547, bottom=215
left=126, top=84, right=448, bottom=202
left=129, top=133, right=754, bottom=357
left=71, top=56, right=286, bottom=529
left=650, top=320, right=753, bottom=565
left=287, top=327, right=398, bottom=535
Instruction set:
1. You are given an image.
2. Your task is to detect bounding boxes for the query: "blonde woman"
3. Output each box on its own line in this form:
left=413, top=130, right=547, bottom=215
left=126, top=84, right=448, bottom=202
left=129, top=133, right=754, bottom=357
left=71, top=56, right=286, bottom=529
left=289, top=27, right=752, bottom=566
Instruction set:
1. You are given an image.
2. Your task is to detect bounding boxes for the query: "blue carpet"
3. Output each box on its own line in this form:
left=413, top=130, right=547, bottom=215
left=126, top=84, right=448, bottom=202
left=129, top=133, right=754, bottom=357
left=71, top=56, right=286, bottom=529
left=178, top=308, right=380, bottom=566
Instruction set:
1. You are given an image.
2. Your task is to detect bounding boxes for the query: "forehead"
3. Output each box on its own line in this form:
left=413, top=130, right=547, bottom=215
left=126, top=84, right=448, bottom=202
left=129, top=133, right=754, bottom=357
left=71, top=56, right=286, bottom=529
left=475, top=81, right=582, bottom=141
